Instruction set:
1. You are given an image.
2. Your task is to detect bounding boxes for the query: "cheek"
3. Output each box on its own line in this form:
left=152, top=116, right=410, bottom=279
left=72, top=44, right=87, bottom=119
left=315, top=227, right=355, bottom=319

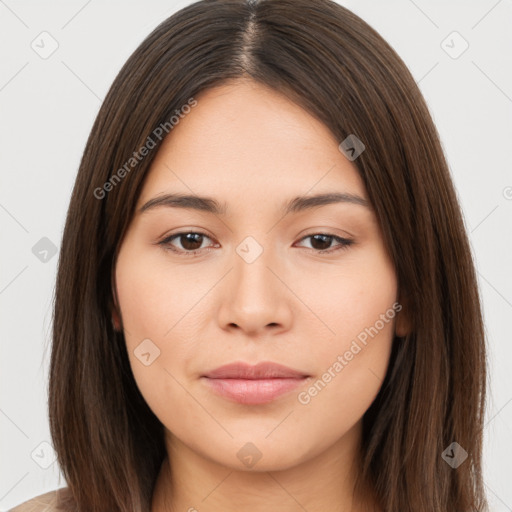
left=115, top=241, right=205, bottom=340
left=294, top=326, right=393, bottom=461
left=293, top=244, right=398, bottom=415
left=114, top=245, right=202, bottom=413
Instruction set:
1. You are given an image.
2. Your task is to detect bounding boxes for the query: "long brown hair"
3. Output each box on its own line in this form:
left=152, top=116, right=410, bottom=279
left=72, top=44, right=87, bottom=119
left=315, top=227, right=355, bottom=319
left=49, top=0, right=488, bottom=510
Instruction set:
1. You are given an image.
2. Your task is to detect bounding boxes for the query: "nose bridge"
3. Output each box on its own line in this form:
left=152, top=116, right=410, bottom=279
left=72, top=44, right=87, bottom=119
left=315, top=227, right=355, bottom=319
left=233, top=234, right=279, bottom=305
left=218, top=233, right=291, bottom=333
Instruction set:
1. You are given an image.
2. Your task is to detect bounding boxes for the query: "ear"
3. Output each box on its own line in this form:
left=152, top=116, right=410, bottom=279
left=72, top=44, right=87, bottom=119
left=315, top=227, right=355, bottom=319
left=394, top=295, right=412, bottom=338
left=111, top=304, right=121, bottom=331
left=110, top=269, right=122, bottom=331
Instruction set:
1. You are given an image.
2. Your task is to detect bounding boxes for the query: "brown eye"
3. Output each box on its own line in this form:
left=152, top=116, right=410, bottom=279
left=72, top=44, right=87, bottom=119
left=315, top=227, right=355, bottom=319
left=177, top=233, right=205, bottom=251
left=159, top=231, right=215, bottom=255
left=296, top=233, right=354, bottom=253
left=310, top=234, right=334, bottom=251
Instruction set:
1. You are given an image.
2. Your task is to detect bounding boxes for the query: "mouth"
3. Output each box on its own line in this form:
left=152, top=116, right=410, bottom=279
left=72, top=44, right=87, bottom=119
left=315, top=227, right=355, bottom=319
left=200, top=361, right=310, bottom=405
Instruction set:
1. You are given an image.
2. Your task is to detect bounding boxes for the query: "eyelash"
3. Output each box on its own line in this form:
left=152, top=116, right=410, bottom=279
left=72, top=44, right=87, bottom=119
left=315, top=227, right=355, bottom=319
left=157, top=230, right=354, bottom=257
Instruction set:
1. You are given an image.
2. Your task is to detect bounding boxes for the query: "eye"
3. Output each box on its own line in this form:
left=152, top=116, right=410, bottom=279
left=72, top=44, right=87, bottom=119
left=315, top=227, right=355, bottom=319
left=158, top=231, right=217, bottom=256
left=295, top=233, right=354, bottom=253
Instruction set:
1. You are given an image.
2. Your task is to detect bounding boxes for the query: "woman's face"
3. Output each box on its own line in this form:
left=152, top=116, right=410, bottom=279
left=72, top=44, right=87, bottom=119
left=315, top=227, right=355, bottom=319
left=114, top=79, right=405, bottom=471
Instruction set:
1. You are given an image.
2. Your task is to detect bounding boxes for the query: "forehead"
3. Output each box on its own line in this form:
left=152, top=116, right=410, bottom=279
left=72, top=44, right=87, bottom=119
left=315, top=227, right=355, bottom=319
left=137, top=80, right=367, bottom=209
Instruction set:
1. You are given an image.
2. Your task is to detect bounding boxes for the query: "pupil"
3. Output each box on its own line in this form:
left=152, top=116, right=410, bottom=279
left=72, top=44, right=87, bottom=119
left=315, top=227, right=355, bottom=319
left=182, top=233, right=203, bottom=250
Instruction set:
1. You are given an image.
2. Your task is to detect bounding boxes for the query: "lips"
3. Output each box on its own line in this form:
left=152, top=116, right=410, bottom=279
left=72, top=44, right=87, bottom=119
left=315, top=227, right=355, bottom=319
left=201, top=361, right=310, bottom=405
left=201, top=361, right=309, bottom=379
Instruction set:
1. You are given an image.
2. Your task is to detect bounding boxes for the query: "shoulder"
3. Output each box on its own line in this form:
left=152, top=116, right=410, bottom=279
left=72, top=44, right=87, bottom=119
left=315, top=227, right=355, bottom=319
left=9, top=487, right=73, bottom=512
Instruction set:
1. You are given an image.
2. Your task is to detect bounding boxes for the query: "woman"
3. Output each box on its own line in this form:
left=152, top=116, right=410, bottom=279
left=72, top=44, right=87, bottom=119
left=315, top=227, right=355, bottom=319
left=10, top=0, right=488, bottom=510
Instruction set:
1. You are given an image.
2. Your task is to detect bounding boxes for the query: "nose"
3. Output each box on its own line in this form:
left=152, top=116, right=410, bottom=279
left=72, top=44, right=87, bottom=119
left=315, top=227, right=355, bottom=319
left=216, top=241, right=293, bottom=337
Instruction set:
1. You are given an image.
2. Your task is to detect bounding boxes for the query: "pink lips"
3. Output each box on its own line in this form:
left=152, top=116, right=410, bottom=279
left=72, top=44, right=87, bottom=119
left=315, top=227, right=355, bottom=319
left=201, top=361, right=309, bottom=405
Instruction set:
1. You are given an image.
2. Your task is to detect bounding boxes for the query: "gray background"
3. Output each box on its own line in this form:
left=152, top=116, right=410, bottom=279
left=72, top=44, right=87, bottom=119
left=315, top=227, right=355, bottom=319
left=1, top=0, right=511, bottom=510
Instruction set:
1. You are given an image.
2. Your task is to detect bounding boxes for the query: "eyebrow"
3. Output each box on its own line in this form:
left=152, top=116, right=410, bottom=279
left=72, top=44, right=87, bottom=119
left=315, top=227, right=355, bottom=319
left=138, top=191, right=371, bottom=216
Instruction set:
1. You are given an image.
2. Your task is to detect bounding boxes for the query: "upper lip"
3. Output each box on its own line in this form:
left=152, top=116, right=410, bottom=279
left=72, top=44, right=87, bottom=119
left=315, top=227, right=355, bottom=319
left=202, top=361, right=309, bottom=379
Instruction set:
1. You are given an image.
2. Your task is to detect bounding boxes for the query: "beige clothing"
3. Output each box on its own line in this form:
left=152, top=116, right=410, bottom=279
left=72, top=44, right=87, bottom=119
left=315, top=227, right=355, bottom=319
left=9, top=487, right=72, bottom=512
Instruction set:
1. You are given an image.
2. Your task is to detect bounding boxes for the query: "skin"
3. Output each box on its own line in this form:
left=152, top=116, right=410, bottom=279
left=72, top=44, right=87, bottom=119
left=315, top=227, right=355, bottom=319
left=113, top=79, right=409, bottom=512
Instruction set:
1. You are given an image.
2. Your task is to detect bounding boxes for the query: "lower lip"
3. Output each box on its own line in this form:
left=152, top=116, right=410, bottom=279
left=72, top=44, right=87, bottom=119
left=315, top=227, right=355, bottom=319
left=201, top=377, right=308, bottom=405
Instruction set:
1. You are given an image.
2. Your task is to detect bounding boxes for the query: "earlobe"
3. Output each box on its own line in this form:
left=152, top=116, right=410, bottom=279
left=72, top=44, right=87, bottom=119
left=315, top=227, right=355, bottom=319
left=394, top=297, right=412, bottom=338
left=110, top=279, right=122, bottom=331
left=111, top=307, right=121, bottom=331
left=110, top=263, right=122, bottom=331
